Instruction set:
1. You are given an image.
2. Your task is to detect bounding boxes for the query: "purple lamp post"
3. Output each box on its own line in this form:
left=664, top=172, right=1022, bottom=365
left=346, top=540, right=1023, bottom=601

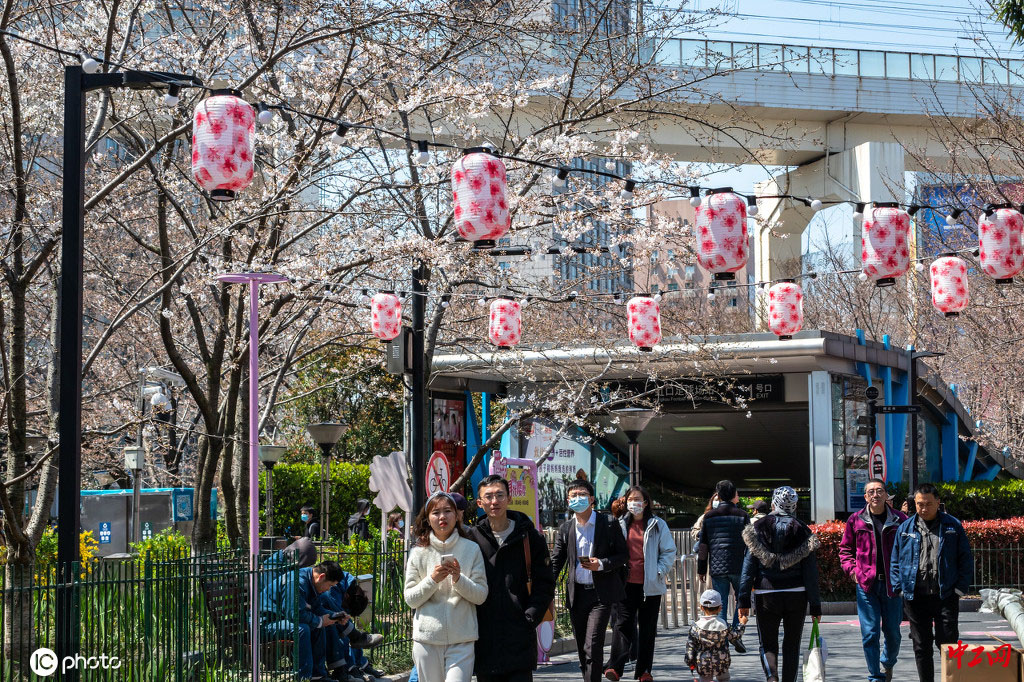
left=215, top=271, right=287, bottom=681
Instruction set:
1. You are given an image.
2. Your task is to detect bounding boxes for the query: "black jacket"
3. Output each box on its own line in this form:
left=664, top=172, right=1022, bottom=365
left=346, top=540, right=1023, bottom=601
left=696, top=502, right=749, bottom=577
left=738, top=513, right=822, bottom=617
left=468, top=510, right=556, bottom=673
left=551, top=511, right=628, bottom=607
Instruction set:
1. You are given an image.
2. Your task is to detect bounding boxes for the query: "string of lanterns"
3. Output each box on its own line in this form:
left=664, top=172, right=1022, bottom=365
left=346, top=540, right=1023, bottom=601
left=179, top=89, right=1024, bottom=348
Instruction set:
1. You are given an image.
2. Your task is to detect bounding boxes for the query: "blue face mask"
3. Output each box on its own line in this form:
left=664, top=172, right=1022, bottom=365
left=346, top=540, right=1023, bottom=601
left=301, top=514, right=310, bottom=522
left=568, top=496, right=590, bottom=513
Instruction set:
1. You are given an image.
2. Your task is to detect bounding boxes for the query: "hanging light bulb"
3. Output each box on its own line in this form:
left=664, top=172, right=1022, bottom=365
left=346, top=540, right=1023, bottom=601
left=330, top=122, right=350, bottom=145
left=853, top=202, right=866, bottom=222
left=746, top=195, right=759, bottom=217
left=440, top=300, right=450, bottom=309
left=707, top=290, right=716, bottom=301
left=162, top=84, right=181, bottom=108
left=620, top=179, right=636, bottom=201
left=414, top=140, right=431, bottom=165
left=810, top=198, right=824, bottom=212
left=81, top=57, right=100, bottom=74
left=256, top=102, right=275, bottom=125
left=914, top=261, right=926, bottom=272
left=477, top=297, right=487, bottom=307
left=946, top=208, right=963, bottom=226
left=689, top=186, right=702, bottom=208
left=653, top=293, right=662, bottom=302
left=858, top=272, right=869, bottom=282
left=552, top=167, right=569, bottom=189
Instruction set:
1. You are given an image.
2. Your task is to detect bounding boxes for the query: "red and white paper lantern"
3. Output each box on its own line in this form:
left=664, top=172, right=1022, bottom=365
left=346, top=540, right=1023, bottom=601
left=978, top=206, right=1024, bottom=284
left=626, top=296, right=662, bottom=351
left=861, top=204, right=911, bottom=286
left=370, top=293, right=402, bottom=342
left=192, top=92, right=256, bottom=201
left=768, top=281, right=803, bottom=340
left=451, top=150, right=511, bottom=248
left=488, top=298, right=521, bottom=348
left=694, top=190, right=749, bottom=280
left=930, top=256, right=969, bottom=317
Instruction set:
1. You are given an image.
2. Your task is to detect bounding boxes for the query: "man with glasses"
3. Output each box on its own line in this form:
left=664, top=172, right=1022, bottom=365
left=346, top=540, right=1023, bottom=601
left=838, top=478, right=906, bottom=682
left=552, top=479, right=628, bottom=682
left=468, top=474, right=555, bottom=682
left=891, top=483, right=974, bottom=682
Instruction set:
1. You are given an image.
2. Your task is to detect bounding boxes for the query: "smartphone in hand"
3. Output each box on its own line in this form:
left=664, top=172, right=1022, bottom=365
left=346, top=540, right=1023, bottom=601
left=440, top=553, right=456, bottom=566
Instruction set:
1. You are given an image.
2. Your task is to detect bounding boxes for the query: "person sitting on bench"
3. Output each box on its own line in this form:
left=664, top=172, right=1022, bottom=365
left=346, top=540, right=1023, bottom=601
left=259, top=558, right=380, bottom=681
left=320, top=568, right=385, bottom=681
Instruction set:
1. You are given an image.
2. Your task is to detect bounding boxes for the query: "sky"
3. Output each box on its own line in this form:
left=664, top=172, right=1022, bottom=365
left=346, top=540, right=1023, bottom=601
left=667, top=0, right=1018, bottom=255
left=684, top=0, right=1014, bottom=55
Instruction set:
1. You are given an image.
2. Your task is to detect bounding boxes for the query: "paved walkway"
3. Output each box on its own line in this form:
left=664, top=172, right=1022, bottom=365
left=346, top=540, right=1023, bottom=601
left=535, top=612, right=1012, bottom=681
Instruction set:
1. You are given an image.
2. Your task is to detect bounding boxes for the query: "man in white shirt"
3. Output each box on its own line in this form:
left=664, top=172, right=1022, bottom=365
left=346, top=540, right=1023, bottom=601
left=552, top=480, right=628, bottom=682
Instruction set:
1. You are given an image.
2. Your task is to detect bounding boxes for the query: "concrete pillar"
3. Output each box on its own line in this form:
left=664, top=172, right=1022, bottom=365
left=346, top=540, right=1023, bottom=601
left=808, top=371, right=836, bottom=523
left=753, top=141, right=905, bottom=286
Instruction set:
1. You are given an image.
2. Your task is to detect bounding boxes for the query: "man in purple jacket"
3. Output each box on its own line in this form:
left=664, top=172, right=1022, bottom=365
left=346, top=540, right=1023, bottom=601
left=838, top=478, right=907, bottom=682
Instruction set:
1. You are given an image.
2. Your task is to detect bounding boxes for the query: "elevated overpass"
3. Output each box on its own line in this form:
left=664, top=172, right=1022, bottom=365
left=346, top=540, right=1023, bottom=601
left=416, top=37, right=1020, bottom=283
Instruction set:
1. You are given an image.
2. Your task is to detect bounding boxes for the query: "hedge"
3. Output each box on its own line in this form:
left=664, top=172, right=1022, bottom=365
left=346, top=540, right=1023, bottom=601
left=878, top=480, right=1024, bottom=521
left=259, top=461, right=373, bottom=540
left=811, top=516, right=1024, bottom=600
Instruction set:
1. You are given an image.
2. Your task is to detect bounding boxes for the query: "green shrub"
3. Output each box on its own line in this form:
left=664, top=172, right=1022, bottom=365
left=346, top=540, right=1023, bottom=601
left=260, top=461, right=374, bottom=540
left=812, top=516, right=1024, bottom=600
left=877, top=480, right=1024, bottom=521
left=130, top=527, right=190, bottom=559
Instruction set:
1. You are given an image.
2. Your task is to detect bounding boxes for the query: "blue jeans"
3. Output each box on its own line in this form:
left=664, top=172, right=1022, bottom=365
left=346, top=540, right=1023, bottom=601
left=711, top=573, right=742, bottom=629
left=262, top=620, right=325, bottom=679
left=856, top=580, right=903, bottom=681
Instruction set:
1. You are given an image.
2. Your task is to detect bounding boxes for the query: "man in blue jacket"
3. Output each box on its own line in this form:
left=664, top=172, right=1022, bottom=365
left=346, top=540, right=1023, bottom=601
left=259, top=559, right=348, bottom=681
left=890, top=483, right=974, bottom=682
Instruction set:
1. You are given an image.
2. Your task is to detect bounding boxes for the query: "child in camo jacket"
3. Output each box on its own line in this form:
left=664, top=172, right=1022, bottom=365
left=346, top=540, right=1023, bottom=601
left=685, top=589, right=747, bottom=682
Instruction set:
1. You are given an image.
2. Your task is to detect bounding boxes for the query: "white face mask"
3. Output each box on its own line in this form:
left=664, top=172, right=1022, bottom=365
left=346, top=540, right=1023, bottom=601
left=627, top=501, right=644, bottom=515
left=711, top=500, right=721, bottom=509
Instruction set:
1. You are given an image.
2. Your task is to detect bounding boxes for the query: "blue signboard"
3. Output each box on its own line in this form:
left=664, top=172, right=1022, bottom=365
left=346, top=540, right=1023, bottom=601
left=173, top=489, right=194, bottom=521
left=98, top=522, right=111, bottom=544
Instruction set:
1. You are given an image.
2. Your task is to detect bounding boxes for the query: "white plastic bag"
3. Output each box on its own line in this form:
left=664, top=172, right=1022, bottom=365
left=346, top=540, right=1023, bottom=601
left=803, top=620, right=826, bottom=682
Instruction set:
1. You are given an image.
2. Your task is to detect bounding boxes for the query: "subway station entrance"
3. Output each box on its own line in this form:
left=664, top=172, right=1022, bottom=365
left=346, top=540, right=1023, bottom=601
left=430, top=330, right=1018, bottom=522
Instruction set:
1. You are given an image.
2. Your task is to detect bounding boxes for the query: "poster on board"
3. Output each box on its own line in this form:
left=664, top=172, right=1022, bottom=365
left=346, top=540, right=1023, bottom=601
left=432, top=396, right=466, bottom=484
left=847, top=469, right=869, bottom=512
left=489, top=453, right=540, bottom=528
left=523, top=420, right=591, bottom=525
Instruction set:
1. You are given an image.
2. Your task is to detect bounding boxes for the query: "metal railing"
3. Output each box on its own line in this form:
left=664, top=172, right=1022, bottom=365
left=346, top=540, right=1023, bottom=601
left=655, top=37, right=1024, bottom=86
left=0, top=548, right=300, bottom=681
left=972, top=545, right=1024, bottom=593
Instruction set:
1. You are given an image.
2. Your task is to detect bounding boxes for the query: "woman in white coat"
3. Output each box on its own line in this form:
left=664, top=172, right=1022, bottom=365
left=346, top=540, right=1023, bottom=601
left=607, top=485, right=677, bottom=682
left=404, top=491, right=488, bottom=682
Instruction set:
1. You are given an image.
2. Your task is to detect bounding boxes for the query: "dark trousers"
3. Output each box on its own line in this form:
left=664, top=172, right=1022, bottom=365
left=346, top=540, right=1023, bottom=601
left=904, top=592, right=960, bottom=682
left=609, top=583, right=662, bottom=677
left=477, top=672, right=534, bottom=682
left=754, top=592, right=808, bottom=682
left=569, top=586, right=612, bottom=682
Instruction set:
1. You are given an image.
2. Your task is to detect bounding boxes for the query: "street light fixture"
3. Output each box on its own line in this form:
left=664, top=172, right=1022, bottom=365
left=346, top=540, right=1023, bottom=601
left=57, top=64, right=202, bottom=676
left=306, top=422, right=348, bottom=542
left=612, top=407, right=658, bottom=485
left=133, top=367, right=184, bottom=544
left=908, top=348, right=946, bottom=495
left=259, top=445, right=287, bottom=537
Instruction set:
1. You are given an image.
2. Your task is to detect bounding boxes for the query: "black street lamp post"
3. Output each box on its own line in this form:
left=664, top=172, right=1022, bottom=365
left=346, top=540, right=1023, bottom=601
left=306, top=422, right=347, bottom=542
left=612, top=407, right=657, bottom=486
left=57, top=64, right=200, bottom=675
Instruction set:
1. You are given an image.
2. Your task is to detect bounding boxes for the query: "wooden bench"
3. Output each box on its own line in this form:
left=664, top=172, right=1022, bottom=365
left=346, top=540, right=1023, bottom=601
left=198, top=561, right=295, bottom=672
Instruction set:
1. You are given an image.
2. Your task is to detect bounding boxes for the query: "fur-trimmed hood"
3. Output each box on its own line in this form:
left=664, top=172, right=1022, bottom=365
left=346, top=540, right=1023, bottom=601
left=742, top=519, right=820, bottom=571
